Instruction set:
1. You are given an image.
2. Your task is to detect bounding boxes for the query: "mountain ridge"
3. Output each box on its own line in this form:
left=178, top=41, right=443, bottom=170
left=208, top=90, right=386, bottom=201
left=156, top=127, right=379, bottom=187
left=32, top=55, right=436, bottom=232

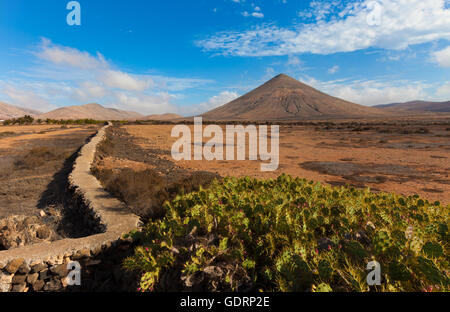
left=375, top=100, right=450, bottom=113
left=202, top=74, right=391, bottom=121
left=37, top=103, right=144, bottom=120
left=0, top=101, right=41, bottom=120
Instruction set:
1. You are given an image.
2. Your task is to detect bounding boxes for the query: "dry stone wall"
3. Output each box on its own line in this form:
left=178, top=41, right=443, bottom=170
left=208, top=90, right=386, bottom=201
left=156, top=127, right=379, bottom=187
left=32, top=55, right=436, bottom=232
left=0, top=123, right=141, bottom=292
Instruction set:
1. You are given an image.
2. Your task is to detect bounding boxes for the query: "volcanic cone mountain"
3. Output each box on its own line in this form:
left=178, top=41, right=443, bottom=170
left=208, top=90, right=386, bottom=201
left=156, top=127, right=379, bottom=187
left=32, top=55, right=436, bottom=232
left=202, top=74, right=390, bottom=120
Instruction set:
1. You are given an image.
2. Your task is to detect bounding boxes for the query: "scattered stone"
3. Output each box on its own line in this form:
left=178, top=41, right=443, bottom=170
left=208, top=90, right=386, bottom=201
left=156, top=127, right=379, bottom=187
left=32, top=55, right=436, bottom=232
left=12, top=274, right=27, bottom=284
left=0, top=282, right=11, bottom=292
left=50, top=264, right=69, bottom=277
left=39, top=210, right=46, bottom=217
left=18, top=262, right=31, bottom=274
left=72, top=248, right=91, bottom=260
left=5, top=258, right=25, bottom=274
left=36, top=226, right=51, bottom=239
left=43, top=279, right=62, bottom=292
left=0, top=272, right=13, bottom=292
left=32, top=280, right=45, bottom=292
left=39, top=269, right=50, bottom=281
left=11, top=283, right=27, bottom=292
left=0, top=216, right=58, bottom=249
left=31, top=263, right=47, bottom=273
left=27, top=273, right=39, bottom=285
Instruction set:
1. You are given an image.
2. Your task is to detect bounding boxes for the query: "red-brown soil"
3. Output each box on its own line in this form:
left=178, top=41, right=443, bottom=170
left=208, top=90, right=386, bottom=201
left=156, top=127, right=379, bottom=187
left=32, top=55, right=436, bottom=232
left=119, top=119, right=450, bottom=205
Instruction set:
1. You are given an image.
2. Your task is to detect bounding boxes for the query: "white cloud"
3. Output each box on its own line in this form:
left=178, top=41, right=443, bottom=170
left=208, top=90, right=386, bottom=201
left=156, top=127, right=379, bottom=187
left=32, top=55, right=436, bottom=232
left=0, top=39, right=216, bottom=115
left=198, top=0, right=450, bottom=56
left=242, top=6, right=264, bottom=18
left=112, top=91, right=176, bottom=114
left=432, top=46, right=450, bottom=67
left=183, top=91, right=240, bottom=115
left=99, top=70, right=152, bottom=91
left=73, top=81, right=106, bottom=101
left=2, top=84, right=56, bottom=112
left=436, top=82, right=450, bottom=98
left=302, top=76, right=428, bottom=105
left=251, top=12, right=264, bottom=18
left=328, top=65, right=339, bottom=74
left=36, top=38, right=107, bottom=69
left=207, top=90, right=239, bottom=107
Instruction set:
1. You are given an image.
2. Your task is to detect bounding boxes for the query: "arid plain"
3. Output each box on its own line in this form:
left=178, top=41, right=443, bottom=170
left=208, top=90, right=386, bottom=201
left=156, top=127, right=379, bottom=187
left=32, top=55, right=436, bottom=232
left=96, top=118, right=450, bottom=207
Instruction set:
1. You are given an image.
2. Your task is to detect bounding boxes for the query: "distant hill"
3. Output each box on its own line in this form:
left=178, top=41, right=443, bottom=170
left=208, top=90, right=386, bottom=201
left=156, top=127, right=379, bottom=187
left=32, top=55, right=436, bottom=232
left=37, top=103, right=144, bottom=120
left=375, top=100, right=450, bottom=113
left=202, top=74, right=390, bottom=121
left=142, top=113, right=183, bottom=121
left=0, top=101, right=41, bottom=120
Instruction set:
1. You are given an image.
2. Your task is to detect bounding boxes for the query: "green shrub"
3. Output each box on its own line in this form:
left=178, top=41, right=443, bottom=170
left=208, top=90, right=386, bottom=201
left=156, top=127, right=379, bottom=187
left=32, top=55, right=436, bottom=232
left=124, top=174, right=449, bottom=292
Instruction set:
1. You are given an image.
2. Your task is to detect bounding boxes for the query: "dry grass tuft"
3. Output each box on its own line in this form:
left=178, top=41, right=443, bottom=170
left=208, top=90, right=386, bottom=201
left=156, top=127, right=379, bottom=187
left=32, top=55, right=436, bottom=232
left=94, top=167, right=219, bottom=219
left=14, top=147, right=70, bottom=169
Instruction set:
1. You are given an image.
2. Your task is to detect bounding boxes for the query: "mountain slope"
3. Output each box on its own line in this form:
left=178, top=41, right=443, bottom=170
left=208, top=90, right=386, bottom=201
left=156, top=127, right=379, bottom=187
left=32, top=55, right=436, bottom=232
left=143, top=113, right=183, bottom=121
left=375, top=101, right=450, bottom=113
left=37, top=103, right=143, bottom=120
left=0, top=101, right=41, bottom=120
left=202, top=74, right=390, bottom=121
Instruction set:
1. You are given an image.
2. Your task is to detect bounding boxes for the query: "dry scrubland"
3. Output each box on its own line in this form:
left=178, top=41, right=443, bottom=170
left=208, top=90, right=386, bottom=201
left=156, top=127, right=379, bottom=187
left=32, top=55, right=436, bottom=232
left=91, top=119, right=449, bottom=292
left=0, top=119, right=448, bottom=292
left=0, top=125, right=99, bottom=249
left=121, top=120, right=450, bottom=205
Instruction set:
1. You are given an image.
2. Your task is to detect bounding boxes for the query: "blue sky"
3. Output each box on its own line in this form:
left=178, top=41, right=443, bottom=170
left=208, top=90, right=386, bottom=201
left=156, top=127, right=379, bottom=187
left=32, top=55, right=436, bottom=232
left=0, top=0, right=449, bottom=115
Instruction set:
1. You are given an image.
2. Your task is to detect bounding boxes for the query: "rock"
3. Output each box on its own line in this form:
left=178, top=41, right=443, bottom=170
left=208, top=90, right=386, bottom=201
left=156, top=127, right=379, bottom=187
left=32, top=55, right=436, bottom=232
left=11, top=283, right=27, bottom=292
left=32, top=280, right=45, bottom=292
left=18, top=262, right=31, bottom=274
left=43, top=279, right=62, bottom=292
left=0, top=215, right=57, bottom=249
left=5, top=258, right=25, bottom=274
left=0, top=272, right=13, bottom=292
left=36, top=226, right=51, bottom=239
left=12, top=274, right=27, bottom=284
left=39, top=269, right=50, bottom=280
left=31, top=263, right=47, bottom=273
left=72, top=248, right=91, bottom=260
left=0, top=282, right=11, bottom=292
left=50, top=264, right=69, bottom=277
left=27, top=273, right=39, bottom=284
left=0, top=261, right=6, bottom=270
left=39, top=210, right=46, bottom=217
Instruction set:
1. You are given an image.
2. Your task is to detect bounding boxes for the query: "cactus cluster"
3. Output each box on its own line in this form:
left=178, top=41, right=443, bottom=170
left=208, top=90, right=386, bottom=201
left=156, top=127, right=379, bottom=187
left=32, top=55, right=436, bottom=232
left=124, top=174, right=449, bottom=292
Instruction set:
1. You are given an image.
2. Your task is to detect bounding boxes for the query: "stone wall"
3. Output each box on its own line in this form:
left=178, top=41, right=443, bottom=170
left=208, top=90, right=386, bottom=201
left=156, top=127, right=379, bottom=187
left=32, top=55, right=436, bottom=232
left=0, top=123, right=141, bottom=292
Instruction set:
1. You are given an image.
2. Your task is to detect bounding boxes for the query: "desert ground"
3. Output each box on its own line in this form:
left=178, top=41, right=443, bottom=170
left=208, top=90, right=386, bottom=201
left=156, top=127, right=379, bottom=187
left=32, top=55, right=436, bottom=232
left=99, top=119, right=450, bottom=206
left=0, top=125, right=100, bottom=249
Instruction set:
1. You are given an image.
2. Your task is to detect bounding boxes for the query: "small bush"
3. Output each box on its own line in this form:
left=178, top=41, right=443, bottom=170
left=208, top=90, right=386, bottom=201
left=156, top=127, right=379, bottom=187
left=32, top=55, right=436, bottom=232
left=14, top=147, right=68, bottom=169
left=0, top=131, right=16, bottom=137
left=94, top=167, right=219, bottom=218
left=124, top=175, right=449, bottom=292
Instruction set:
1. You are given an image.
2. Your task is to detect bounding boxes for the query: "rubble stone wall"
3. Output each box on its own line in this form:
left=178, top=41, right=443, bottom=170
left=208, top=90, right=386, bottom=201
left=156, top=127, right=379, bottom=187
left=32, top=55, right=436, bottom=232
left=0, top=123, right=140, bottom=292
